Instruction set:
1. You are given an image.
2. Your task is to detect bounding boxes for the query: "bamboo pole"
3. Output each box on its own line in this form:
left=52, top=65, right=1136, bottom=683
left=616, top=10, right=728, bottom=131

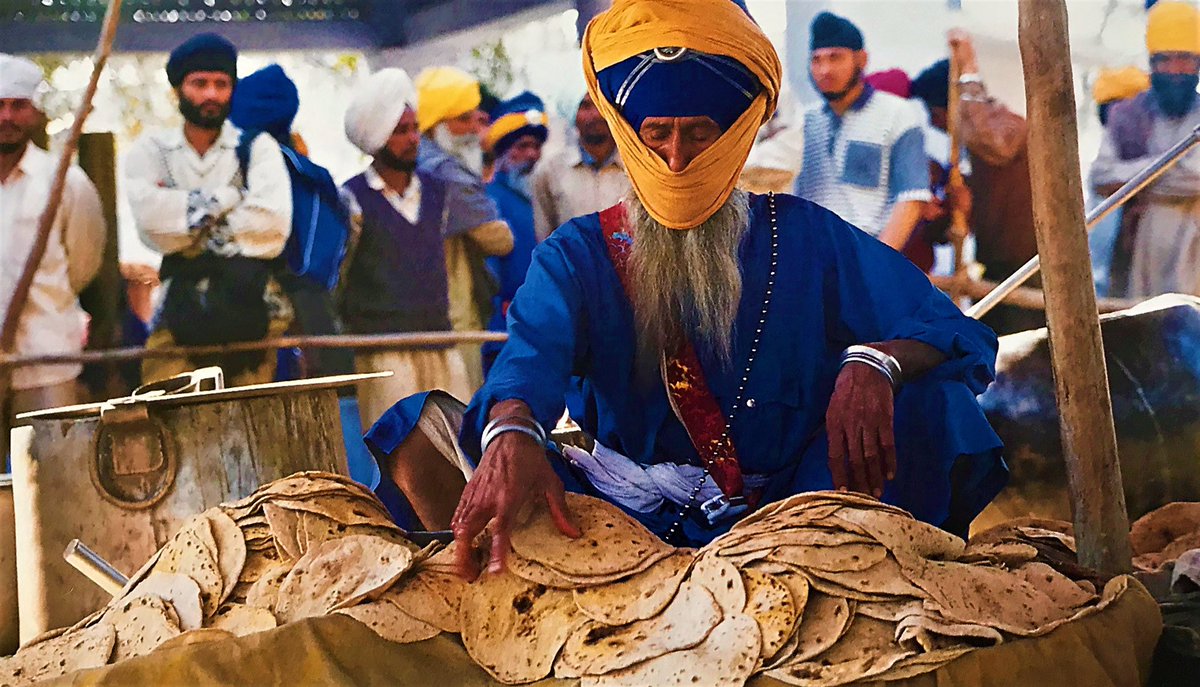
left=0, top=0, right=122, bottom=453
left=1017, top=0, right=1131, bottom=574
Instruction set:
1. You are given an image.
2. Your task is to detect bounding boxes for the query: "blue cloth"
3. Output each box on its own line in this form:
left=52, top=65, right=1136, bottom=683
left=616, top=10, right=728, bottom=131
left=489, top=91, right=549, bottom=158
left=230, top=64, right=299, bottom=146
left=483, top=169, right=538, bottom=373
left=166, top=32, right=237, bottom=88
left=810, top=12, right=864, bottom=51
left=417, top=136, right=504, bottom=239
left=369, top=194, right=1007, bottom=544
left=596, top=50, right=760, bottom=132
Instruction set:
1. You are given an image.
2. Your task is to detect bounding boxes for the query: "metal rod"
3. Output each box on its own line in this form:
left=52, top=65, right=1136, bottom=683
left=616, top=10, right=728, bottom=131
left=967, top=125, right=1200, bottom=320
left=63, top=539, right=128, bottom=597
left=0, top=330, right=508, bottom=370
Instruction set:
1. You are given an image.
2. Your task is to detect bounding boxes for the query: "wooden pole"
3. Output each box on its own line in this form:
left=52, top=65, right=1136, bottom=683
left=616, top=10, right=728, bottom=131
left=0, top=1, right=123, bottom=447
left=945, top=48, right=969, bottom=288
left=77, top=132, right=124, bottom=397
left=1017, top=0, right=1131, bottom=574
left=929, top=275, right=1135, bottom=315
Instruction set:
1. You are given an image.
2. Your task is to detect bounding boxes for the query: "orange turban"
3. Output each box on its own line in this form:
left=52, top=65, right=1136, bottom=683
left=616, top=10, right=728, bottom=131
left=582, top=0, right=782, bottom=230
left=1146, top=1, right=1200, bottom=55
left=1092, top=67, right=1149, bottom=105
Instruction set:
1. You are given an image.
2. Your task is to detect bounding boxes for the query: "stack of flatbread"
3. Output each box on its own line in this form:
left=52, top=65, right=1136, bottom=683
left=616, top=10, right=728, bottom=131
left=463, top=492, right=1131, bottom=687
left=1129, top=502, right=1200, bottom=572
left=4, top=483, right=1133, bottom=687
left=0, top=472, right=462, bottom=685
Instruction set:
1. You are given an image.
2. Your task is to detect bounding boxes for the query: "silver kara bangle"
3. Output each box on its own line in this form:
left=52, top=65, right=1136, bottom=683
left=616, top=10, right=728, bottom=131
left=839, top=345, right=903, bottom=391
left=481, top=417, right=547, bottom=454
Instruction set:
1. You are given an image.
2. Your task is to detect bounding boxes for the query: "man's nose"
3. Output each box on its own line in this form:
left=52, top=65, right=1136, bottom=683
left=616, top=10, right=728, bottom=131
left=663, top=140, right=691, bottom=173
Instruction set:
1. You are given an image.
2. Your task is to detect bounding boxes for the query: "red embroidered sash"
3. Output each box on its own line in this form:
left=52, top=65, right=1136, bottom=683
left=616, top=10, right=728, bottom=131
left=598, top=204, right=745, bottom=498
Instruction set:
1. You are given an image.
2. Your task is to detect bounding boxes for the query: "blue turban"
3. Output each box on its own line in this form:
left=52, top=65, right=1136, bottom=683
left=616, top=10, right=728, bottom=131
left=596, top=48, right=761, bottom=133
left=229, top=64, right=299, bottom=145
left=485, top=91, right=549, bottom=157
left=810, top=12, right=864, bottom=51
left=167, top=33, right=238, bottom=88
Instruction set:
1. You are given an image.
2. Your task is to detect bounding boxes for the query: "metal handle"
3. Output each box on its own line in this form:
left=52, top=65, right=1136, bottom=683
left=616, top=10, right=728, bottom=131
left=63, top=539, right=128, bottom=597
left=131, top=366, right=225, bottom=398
left=967, top=125, right=1200, bottom=320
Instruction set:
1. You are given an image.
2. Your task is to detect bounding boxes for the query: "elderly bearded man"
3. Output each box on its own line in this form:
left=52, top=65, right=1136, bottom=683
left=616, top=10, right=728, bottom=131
left=366, top=0, right=1006, bottom=577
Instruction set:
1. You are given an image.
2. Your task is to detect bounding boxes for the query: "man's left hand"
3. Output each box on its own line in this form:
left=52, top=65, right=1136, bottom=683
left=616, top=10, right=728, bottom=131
left=826, top=362, right=897, bottom=498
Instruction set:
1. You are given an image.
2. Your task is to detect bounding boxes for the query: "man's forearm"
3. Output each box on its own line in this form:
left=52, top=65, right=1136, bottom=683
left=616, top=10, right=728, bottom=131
left=866, top=340, right=946, bottom=382
left=876, top=200, right=924, bottom=251
left=489, top=399, right=535, bottom=422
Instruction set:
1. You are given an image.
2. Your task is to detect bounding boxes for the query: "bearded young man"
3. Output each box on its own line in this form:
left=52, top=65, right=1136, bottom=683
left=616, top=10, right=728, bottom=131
left=0, top=54, right=104, bottom=457
left=793, top=12, right=931, bottom=252
left=366, top=0, right=1006, bottom=578
left=413, top=66, right=514, bottom=392
left=123, top=33, right=293, bottom=386
left=339, top=68, right=472, bottom=430
left=481, top=92, right=550, bottom=375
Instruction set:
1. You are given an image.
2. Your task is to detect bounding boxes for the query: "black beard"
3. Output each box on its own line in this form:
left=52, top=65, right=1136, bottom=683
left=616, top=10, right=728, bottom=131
left=179, top=97, right=229, bottom=130
left=0, top=140, right=26, bottom=154
left=375, top=147, right=418, bottom=173
left=816, top=68, right=864, bottom=103
left=580, top=131, right=610, bottom=147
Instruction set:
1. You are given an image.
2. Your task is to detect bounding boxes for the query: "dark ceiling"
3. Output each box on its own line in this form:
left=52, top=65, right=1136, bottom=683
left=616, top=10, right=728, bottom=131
left=0, top=0, right=562, bottom=53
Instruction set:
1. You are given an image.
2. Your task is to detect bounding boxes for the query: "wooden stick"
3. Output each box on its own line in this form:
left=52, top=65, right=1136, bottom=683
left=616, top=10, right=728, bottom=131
left=945, top=47, right=969, bottom=287
left=0, top=0, right=122, bottom=446
left=929, top=275, right=1135, bottom=314
left=0, top=331, right=510, bottom=370
left=1018, top=0, right=1131, bottom=574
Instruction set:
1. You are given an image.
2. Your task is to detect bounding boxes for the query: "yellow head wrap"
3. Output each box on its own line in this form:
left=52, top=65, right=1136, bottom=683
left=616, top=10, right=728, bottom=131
left=582, top=0, right=782, bottom=230
left=1146, top=1, right=1200, bottom=55
left=414, top=66, right=482, bottom=133
left=1092, top=67, right=1150, bottom=105
left=483, top=110, right=550, bottom=152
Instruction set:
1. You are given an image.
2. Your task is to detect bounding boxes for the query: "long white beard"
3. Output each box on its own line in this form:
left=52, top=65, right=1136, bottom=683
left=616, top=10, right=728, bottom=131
left=433, top=123, right=484, bottom=177
left=627, top=189, right=751, bottom=370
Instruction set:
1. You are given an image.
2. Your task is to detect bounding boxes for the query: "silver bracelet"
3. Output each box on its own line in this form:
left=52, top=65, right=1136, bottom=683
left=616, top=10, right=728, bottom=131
left=483, top=414, right=546, bottom=445
left=839, top=345, right=903, bottom=391
left=481, top=424, right=545, bottom=454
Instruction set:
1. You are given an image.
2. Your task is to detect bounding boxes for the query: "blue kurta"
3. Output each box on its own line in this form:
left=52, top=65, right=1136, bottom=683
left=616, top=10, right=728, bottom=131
left=368, top=193, right=1007, bottom=542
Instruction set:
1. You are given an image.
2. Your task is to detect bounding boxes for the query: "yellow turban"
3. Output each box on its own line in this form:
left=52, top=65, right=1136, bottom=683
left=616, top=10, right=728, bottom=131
left=1092, top=66, right=1150, bottom=105
left=582, top=0, right=782, bottom=230
left=414, top=66, right=481, bottom=133
left=1146, top=1, right=1200, bottom=55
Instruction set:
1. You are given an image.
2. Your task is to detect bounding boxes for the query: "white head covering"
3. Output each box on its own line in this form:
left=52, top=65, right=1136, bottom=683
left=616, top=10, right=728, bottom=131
left=0, top=54, right=45, bottom=106
left=343, top=67, right=418, bottom=155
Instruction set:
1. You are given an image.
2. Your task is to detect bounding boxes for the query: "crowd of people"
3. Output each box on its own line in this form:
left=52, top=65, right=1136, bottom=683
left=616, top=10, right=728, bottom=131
left=0, top=0, right=1197, bottom=445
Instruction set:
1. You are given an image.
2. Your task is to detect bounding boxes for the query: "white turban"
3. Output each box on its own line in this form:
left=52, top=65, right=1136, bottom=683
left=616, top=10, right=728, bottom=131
left=0, top=54, right=44, bottom=106
left=344, top=67, right=418, bottom=155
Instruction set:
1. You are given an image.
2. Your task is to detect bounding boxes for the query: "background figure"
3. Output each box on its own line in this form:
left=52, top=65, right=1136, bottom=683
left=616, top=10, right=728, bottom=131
left=229, top=64, right=355, bottom=381
left=794, top=12, right=931, bottom=252
left=0, top=54, right=104, bottom=457
left=415, top=66, right=514, bottom=393
left=1091, top=1, right=1200, bottom=299
left=740, top=86, right=804, bottom=195
left=340, top=68, right=472, bottom=427
left=123, top=33, right=294, bottom=386
left=1088, top=66, right=1150, bottom=298
left=482, top=92, right=548, bottom=375
left=530, top=93, right=630, bottom=241
left=911, top=30, right=1042, bottom=336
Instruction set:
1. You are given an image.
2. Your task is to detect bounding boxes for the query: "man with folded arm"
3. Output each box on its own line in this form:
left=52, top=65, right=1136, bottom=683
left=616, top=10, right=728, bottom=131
left=365, top=0, right=1006, bottom=579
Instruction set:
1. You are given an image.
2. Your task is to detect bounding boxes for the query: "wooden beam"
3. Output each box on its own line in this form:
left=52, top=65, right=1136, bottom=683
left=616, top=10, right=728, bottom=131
left=1017, top=0, right=1131, bottom=573
left=929, top=276, right=1136, bottom=315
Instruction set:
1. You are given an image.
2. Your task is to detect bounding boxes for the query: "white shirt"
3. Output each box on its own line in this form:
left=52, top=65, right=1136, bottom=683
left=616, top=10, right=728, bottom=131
left=122, top=121, right=292, bottom=260
left=339, top=165, right=423, bottom=228
left=0, top=145, right=105, bottom=390
left=530, top=144, right=630, bottom=241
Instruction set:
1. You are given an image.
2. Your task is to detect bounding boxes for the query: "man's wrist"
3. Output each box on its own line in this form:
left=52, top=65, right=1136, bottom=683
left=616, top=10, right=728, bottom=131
left=840, top=345, right=903, bottom=390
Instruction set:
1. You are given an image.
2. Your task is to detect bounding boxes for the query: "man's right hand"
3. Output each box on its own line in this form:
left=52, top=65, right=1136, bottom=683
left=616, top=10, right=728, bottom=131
left=450, top=409, right=579, bottom=581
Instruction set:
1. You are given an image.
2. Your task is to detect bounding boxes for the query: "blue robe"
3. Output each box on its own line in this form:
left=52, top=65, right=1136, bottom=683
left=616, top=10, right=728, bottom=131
left=368, top=193, right=1007, bottom=543
left=482, top=170, right=538, bottom=373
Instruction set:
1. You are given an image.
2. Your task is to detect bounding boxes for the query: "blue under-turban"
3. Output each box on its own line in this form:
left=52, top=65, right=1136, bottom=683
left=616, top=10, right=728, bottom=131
left=230, top=64, right=299, bottom=145
left=166, top=32, right=238, bottom=88
left=485, top=91, right=549, bottom=157
left=596, top=48, right=761, bottom=133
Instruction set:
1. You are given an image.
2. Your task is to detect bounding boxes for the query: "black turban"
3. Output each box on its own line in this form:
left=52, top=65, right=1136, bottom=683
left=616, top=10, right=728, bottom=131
left=167, top=33, right=238, bottom=88
left=911, top=59, right=951, bottom=110
left=810, top=12, right=864, bottom=51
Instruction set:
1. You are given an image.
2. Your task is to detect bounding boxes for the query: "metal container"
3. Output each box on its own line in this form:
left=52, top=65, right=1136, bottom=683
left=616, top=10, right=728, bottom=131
left=0, top=475, right=17, bottom=656
left=977, top=295, right=1200, bottom=529
left=10, top=371, right=384, bottom=642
